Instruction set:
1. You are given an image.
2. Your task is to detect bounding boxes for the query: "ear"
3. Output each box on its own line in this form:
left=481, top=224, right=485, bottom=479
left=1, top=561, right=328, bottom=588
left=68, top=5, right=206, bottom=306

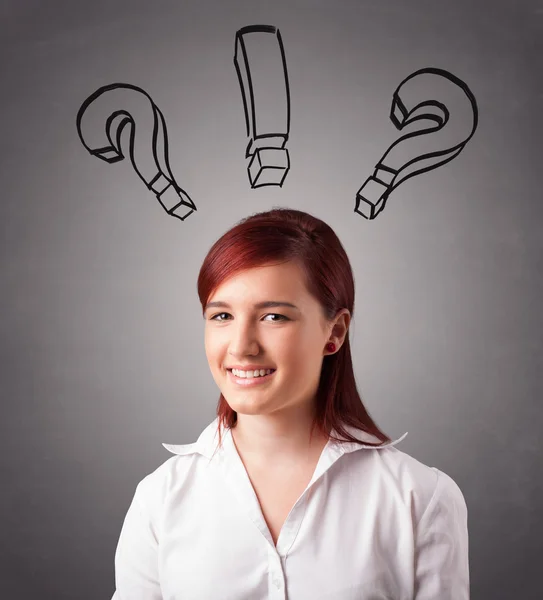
left=328, top=309, right=351, bottom=347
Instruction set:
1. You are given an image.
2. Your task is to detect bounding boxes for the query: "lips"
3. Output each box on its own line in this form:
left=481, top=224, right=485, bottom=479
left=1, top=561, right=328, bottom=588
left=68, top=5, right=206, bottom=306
left=227, top=368, right=277, bottom=386
left=227, top=368, right=276, bottom=373
left=226, top=367, right=276, bottom=372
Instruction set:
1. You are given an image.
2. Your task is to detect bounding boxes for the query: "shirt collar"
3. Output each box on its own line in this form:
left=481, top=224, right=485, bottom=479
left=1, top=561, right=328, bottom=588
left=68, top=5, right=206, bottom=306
left=162, top=417, right=408, bottom=460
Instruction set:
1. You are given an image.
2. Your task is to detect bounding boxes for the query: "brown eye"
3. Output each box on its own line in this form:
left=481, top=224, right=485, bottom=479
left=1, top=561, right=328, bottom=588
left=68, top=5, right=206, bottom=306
left=211, top=313, right=230, bottom=321
left=210, top=313, right=289, bottom=322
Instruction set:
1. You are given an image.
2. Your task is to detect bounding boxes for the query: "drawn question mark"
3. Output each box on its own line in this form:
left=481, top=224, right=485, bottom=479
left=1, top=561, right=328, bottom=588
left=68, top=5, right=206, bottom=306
left=234, top=25, right=291, bottom=188
left=76, top=83, right=196, bottom=221
left=355, top=67, right=478, bottom=219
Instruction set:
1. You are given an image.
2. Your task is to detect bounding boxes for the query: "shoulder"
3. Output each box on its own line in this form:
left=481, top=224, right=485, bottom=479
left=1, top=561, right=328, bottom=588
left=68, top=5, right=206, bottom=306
left=130, top=418, right=223, bottom=513
left=130, top=452, right=204, bottom=516
left=371, top=446, right=468, bottom=526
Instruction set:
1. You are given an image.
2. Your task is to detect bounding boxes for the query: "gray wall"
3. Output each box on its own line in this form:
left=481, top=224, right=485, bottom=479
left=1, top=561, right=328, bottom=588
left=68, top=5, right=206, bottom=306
left=1, top=0, right=541, bottom=598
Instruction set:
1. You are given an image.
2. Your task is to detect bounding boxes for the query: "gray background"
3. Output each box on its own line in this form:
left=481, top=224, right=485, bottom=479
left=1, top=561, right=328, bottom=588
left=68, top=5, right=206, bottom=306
left=1, top=0, right=542, bottom=598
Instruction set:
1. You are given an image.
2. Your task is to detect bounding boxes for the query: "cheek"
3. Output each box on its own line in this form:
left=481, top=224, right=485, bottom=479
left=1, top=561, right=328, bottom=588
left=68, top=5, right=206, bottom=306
left=279, top=337, right=315, bottom=369
left=294, top=334, right=326, bottom=365
left=203, top=336, right=220, bottom=364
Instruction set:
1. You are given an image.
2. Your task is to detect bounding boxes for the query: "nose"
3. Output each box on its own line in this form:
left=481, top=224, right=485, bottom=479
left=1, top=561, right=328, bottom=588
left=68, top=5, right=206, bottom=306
left=228, top=322, right=261, bottom=357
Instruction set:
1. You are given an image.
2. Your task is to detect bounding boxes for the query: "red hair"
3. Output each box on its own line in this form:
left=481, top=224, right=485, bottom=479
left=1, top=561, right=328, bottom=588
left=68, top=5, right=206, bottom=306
left=197, top=207, right=392, bottom=454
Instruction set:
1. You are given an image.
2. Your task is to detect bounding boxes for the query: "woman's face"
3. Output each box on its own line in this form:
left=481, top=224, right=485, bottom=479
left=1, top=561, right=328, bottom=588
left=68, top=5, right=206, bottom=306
left=203, top=261, right=348, bottom=420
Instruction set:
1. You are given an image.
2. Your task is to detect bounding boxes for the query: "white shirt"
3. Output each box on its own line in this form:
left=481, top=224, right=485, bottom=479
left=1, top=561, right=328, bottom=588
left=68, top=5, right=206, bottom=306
left=111, top=417, right=469, bottom=599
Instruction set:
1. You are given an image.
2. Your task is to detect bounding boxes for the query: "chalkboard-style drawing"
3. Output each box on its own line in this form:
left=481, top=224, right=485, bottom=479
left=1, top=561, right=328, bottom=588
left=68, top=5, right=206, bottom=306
left=76, top=83, right=196, bottom=221
left=356, top=67, right=478, bottom=220
left=234, top=25, right=291, bottom=188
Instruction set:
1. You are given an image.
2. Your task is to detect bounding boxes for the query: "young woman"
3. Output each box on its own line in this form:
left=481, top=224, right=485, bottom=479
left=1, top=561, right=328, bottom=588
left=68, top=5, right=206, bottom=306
left=111, top=208, right=469, bottom=599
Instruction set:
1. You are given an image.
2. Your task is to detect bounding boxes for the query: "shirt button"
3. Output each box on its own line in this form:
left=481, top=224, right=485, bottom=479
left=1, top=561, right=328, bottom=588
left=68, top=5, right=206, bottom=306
left=273, top=578, right=281, bottom=588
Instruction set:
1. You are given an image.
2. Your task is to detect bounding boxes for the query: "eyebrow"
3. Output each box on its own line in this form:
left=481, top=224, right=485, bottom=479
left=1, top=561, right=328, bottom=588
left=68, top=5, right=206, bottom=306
left=204, top=300, right=300, bottom=313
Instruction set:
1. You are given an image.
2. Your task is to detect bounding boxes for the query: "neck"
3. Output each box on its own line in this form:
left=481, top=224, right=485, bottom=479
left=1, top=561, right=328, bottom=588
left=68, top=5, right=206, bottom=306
left=231, top=411, right=329, bottom=468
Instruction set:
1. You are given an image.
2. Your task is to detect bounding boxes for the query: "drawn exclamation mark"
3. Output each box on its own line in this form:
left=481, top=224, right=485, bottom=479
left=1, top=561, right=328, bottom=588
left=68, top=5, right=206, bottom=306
left=234, top=25, right=291, bottom=188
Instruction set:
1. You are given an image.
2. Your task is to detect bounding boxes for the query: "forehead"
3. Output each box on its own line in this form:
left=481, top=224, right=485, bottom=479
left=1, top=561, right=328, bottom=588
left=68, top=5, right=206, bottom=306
left=209, top=262, right=308, bottom=300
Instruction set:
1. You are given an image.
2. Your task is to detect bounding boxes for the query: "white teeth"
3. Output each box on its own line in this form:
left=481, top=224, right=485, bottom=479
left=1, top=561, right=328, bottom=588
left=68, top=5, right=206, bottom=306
left=231, top=368, right=274, bottom=378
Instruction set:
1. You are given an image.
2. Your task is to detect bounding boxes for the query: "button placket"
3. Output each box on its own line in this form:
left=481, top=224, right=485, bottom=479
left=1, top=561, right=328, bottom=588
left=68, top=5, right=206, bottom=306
left=268, top=545, right=286, bottom=597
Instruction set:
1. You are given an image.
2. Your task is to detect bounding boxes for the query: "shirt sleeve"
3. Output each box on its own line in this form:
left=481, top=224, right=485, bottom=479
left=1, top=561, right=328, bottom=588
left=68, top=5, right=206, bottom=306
left=413, top=468, right=470, bottom=599
left=111, top=480, right=163, bottom=600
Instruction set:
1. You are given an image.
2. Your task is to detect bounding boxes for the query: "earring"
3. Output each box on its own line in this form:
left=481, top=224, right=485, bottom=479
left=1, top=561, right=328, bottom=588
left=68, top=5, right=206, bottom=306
left=326, top=342, right=336, bottom=353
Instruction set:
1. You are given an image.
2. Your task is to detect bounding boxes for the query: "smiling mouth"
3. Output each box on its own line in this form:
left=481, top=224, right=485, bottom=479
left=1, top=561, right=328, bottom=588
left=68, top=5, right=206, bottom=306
left=226, top=368, right=277, bottom=385
left=226, top=367, right=276, bottom=374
